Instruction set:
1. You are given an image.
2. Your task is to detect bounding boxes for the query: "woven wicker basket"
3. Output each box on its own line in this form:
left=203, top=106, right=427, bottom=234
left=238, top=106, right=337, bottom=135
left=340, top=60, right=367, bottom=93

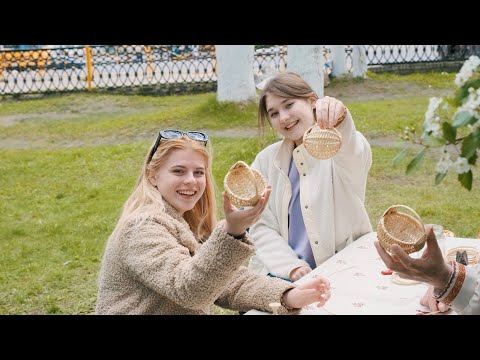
left=303, top=125, right=342, bottom=160
left=224, top=161, right=267, bottom=208
left=446, top=246, right=480, bottom=265
left=377, top=205, right=427, bottom=254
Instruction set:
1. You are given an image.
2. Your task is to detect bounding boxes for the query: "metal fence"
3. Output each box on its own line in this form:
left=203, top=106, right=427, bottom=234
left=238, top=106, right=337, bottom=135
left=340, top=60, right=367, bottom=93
left=0, top=45, right=217, bottom=95
left=1, top=45, right=479, bottom=95
left=365, top=45, right=480, bottom=65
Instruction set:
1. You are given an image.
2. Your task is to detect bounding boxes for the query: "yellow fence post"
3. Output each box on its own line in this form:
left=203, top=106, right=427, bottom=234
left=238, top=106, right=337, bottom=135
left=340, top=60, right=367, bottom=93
left=85, top=46, right=93, bottom=91
left=0, top=52, right=4, bottom=81
left=145, top=45, right=153, bottom=80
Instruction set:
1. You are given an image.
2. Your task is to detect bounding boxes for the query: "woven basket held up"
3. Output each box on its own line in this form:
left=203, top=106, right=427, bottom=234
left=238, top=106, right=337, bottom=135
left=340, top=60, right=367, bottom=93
left=377, top=205, right=427, bottom=254
left=224, top=161, right=267, bottom=208
left=303, top=125, right=342, bottom=160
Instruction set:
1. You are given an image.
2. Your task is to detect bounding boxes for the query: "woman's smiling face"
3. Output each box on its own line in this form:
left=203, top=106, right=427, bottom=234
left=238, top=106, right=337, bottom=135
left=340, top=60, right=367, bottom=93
left=266, top=93, right=316, bottom=146
left=152, top=147, right=206, bottom=216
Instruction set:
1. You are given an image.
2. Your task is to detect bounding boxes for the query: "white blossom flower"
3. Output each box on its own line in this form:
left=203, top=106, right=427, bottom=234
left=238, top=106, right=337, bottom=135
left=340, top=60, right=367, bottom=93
left=455, top=56, right=480, bottom=87
left=425, top=97, right=443, bottom=119
left=424, top=122, right=441, bottom=137
left=423, top=97, right=444, bottom=138
left=436, top=151, right=452, bottom=174
left=457, top=87, right=480, bottom=121
left=453, top=157, right=471, bottom=174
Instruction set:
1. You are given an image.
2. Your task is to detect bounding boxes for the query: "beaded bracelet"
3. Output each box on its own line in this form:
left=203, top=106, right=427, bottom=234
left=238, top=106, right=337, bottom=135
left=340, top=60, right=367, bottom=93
left=433, top=261, right=456, bottom=300
left=335, top=106, right=348, bottom=126
left=442, top=263, right=466, bottom=305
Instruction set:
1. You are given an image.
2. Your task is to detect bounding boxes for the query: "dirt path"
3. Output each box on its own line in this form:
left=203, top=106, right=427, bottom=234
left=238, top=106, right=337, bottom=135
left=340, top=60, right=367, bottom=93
left=0, top=77, right=453, bottom=150
left=0, top=129, right=422, bottom=150
left=0, top=128, right=262, bottom=150
left=324, top=77, right=452, bottom=102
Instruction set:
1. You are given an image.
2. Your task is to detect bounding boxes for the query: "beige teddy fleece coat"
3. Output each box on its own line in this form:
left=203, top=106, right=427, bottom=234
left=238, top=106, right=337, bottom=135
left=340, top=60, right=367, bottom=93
left=96, top=202, right=296, bottom=315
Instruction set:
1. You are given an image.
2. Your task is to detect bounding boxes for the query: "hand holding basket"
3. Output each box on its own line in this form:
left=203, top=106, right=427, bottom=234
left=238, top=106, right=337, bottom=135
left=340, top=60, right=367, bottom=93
left=224, top=161, right=268, bottom=208
left=377, top=205, right=427, bottom=255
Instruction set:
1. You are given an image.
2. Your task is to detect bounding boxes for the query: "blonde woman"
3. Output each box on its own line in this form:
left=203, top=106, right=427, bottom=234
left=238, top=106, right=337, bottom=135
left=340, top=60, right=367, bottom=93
left=96, top=130, right=330, bottom=314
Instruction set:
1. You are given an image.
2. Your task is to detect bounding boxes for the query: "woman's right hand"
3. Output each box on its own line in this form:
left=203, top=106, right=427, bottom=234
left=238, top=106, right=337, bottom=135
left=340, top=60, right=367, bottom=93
left=222, top=186, right=271, bottom=237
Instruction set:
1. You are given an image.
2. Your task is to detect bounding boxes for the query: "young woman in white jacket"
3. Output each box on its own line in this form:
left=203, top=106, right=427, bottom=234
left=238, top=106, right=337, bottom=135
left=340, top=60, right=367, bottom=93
left=248, top=72, right=372, bottom=282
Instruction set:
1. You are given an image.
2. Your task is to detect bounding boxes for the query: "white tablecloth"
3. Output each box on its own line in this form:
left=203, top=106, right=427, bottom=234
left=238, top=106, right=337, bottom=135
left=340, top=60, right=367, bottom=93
left=246, top=232, right=480, bottom=315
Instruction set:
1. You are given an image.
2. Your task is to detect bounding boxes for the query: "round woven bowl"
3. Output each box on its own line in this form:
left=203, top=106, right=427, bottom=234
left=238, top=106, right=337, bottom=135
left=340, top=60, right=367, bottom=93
left=377, top=205, right=427, bottom=254
left=446, top=246, right=480, bottom=265
left=224, top=161, right=267, bottom=208
left=303, top=125, right=342, bottom=160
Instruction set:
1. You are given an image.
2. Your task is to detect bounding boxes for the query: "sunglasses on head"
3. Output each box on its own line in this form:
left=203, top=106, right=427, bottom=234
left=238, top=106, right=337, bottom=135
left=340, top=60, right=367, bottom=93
left=148, top=129, right=209, bottom=163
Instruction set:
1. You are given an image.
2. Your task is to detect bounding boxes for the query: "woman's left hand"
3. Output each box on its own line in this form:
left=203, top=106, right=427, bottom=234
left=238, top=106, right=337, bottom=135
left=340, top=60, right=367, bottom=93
left=314, top=96, right=346, bottom=129
left=374, top=225, right=452, bottom=289
left=281, top=277, right=331, bottom=309
left=222, top=186, right=271, bottom=237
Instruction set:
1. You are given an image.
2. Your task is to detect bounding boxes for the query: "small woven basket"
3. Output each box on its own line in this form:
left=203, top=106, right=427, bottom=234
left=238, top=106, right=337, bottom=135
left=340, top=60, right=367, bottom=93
left=303, top=125, right=342, bottom=160
left=446, top=246, right=480, bottom=265
left=377, top=205, right=427, bottom=254
left=224, top=161, right=267, bottom=208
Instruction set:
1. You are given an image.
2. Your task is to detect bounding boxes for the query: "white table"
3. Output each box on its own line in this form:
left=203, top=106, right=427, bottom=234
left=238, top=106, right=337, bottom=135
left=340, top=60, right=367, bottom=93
left=246, top=232, right=480, bottom=315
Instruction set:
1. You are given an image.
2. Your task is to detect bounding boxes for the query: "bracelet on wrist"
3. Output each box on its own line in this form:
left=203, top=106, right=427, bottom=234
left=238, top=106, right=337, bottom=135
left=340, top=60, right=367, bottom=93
left=434, top=261, right=456, bottom=300
left=228, top=231, right=246, bottom=239
left=335, top=106, right=348, bottom=127
left=442, top=262, right=466, bottom=305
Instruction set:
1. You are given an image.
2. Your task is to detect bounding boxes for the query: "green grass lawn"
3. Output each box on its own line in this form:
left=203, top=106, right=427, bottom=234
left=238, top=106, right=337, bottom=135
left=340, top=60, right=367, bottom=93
left=0, top=93, right=260, bottom=147
left=0, top=72, right=478, bottom=314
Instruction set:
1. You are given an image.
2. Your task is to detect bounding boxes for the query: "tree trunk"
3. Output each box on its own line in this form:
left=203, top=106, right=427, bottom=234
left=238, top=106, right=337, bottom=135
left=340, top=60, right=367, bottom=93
left=331, top=45, right=347, bottom=77
left=216, top=45, right=256, bottom=102
left=287, top=45, right=325, bottom=98
left=352, top=45, right=368, bottom=78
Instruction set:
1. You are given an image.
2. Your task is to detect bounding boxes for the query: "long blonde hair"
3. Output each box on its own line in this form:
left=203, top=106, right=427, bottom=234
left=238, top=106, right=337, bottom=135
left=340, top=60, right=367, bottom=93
left=112, top=135, right=216, bottom=242
left=258, top=71, right=318, bottom=129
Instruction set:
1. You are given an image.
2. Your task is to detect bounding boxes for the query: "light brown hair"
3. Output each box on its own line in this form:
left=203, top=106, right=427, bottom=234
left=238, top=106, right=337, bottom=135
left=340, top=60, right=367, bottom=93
left=258, top=71, right=318, bottom=129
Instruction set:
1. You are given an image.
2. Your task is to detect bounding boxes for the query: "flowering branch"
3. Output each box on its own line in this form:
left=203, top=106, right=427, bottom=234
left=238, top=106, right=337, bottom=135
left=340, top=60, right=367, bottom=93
left=394, top=56, right=480, bottom=191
